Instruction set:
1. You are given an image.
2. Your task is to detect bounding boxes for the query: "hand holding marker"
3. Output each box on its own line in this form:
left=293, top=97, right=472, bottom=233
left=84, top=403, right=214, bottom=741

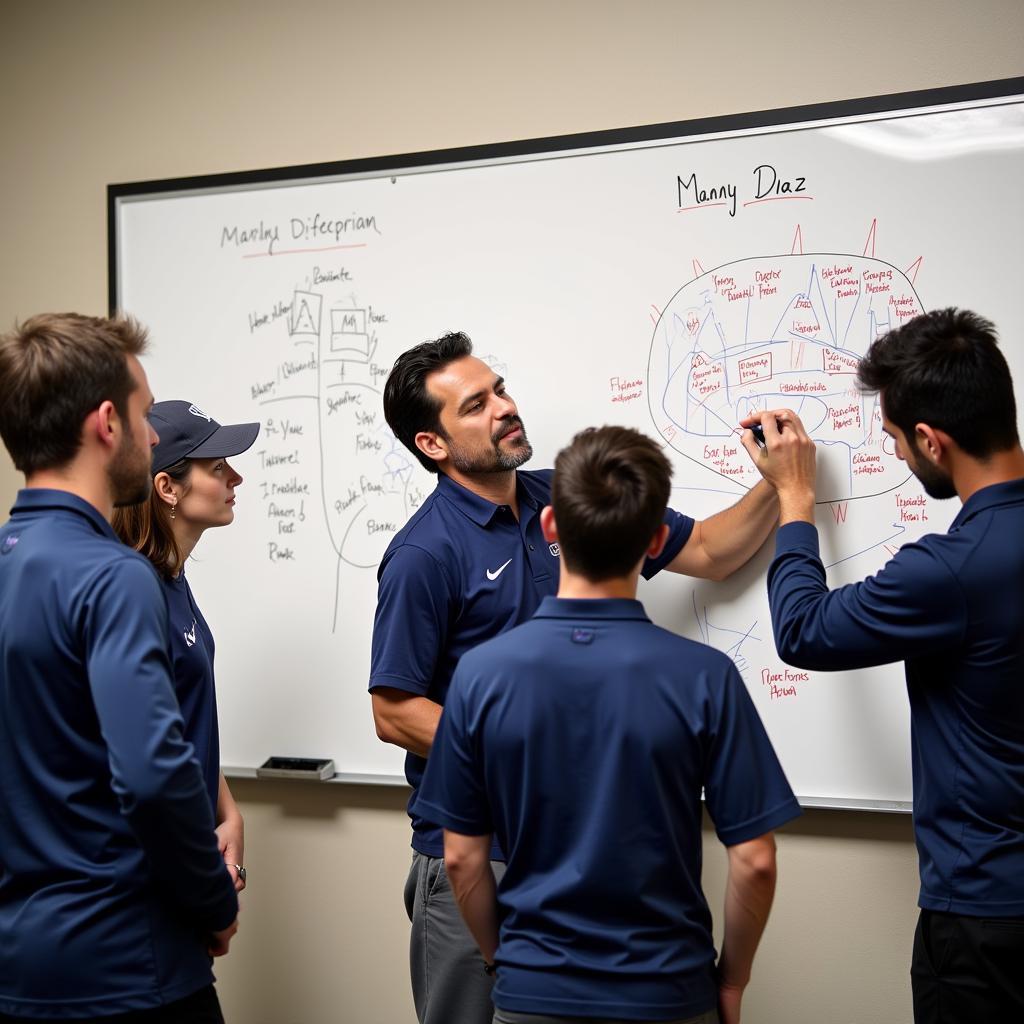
left=739, top=408, right=818, bottom=525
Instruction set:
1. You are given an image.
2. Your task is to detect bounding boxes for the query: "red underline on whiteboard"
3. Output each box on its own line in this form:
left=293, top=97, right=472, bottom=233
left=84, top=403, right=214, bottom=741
left=742, top=196, right=815, bottom=207
left=677, top=203, right=727, bottom=212
left=242, top=243, right=369, bottom=259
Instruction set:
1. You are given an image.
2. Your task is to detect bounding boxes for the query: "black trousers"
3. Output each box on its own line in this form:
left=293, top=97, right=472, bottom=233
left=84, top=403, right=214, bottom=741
left=0, top=984, right=223, bottom=1024
left=911, top=909, right=1024, bottom=1022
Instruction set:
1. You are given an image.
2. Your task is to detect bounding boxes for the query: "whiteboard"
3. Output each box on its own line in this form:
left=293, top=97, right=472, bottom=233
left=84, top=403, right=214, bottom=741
left=111, top=79, right=1024, bottom=806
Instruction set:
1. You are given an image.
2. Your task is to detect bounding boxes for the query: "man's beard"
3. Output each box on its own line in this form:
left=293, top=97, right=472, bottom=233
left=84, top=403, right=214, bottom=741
left=108, top=423, right=153, bottom=507
left=907, top=448, right=957, bottom=500
left=446, top=417, right=533, bottom=475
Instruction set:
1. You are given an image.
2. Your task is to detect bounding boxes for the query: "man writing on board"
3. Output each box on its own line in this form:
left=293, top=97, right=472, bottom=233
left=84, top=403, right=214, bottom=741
left=412, top=424, right=800, bottom=1024
left=0, top=314, right=239, bottom=1022
left=369, top=332, right=783, bottom=1024
left=742, top=308, right=1024, bottom=1021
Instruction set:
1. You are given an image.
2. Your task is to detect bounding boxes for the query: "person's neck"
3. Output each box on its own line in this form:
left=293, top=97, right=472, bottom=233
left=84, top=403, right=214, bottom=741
left=171, top=522, right=206, bottom=568
left=556, top=568, right=640, bottom=601
left=952, top=445, right=1024, bottom=504
left=442, top=466, right=519, bottom=518
left=24, top=466, right=114, bottom=522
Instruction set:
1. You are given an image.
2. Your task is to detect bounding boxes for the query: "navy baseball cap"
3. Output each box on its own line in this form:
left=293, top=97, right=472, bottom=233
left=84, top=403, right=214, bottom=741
left=149, top=401, right=260, bottom=474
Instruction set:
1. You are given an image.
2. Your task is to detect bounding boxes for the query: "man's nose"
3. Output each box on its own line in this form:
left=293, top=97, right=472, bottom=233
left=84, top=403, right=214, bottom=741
left=495, top=393, right=516, bottom=417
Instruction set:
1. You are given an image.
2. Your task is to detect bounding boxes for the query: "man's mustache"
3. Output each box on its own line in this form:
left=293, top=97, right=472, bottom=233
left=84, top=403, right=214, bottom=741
left=493, top=417, right=525, bottom=443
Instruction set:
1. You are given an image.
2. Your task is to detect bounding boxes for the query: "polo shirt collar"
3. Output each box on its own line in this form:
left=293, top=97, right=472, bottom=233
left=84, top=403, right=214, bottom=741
left=12, top=488, right=117, bottom=540
left=436, top=471, right=543, bottom=526
left=950, top=476, right=1024, bottom=530
left=516, top=473, right=546, bottom=516
left=534, top=596, right=650, bottom=621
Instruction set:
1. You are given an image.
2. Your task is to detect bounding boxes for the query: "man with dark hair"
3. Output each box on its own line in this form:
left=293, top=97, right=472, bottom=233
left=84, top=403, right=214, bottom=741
left=382, top=331, right=478, bottom=475
left=741, top=308, right=1024, bottom=1022
left=0, top=314, right=239, bottom=1022
left=413, top=426, right=800, bottom=1024
left=371, top=333, right=784, bottom=1024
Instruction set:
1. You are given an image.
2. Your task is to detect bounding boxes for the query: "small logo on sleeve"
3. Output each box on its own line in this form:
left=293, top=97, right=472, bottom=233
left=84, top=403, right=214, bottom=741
left=548, top=543, right=560, bottom=557
left=571, top=628, right=594, bottom=644
left=1, top=533, right=20, bottom=555
left=183, top=618, right=197, bottom=647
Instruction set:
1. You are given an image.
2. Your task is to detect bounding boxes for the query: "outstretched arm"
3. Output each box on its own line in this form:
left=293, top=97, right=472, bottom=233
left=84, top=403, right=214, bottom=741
left=667, top=479, right=779, bottom=581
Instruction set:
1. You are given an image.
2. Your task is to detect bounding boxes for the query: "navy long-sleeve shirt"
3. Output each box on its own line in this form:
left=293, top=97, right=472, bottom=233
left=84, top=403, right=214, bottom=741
left=768, top=479, right=1024, bottom=916
left=0, top=490, right=238, bottom=1018
left=162, top=572, right=220, bottom=815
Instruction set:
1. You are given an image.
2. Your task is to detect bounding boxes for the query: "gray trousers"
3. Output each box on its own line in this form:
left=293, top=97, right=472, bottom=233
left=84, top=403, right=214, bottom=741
left=494, top=1010, right=719, bottom=1024
left=404, top=851, right=506, bottom=1024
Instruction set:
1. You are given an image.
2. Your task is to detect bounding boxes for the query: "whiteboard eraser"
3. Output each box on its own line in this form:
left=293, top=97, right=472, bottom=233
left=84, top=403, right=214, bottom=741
left=256, top=756, right=335, bottom=781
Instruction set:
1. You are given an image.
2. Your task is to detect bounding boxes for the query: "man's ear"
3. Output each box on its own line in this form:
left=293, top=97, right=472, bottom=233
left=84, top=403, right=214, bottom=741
left=914, top=423, right=949, bottom=466
left=414, top=430, right=448, bottom=466
left=540, top=505, right=558, bottom=543
left=647, top=522, right=670, bottom=560
left=92, top=400, right=119, bottom=453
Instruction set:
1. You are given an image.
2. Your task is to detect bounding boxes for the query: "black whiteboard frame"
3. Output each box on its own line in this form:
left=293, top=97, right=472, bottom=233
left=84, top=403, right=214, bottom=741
left=109, top=76, right=1024, bottom=315
left=108, top=76, right=1024, bottom=809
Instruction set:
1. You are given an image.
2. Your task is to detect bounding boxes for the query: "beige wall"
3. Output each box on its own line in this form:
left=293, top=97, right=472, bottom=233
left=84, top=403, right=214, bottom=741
left=212, top=782, right=920, bottom=1024
left=2, top=2, right=1022, bottom=1021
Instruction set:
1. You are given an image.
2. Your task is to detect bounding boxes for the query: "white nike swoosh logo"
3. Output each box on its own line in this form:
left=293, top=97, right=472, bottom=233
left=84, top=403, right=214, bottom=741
left=486, top=558, right=513, bottom=581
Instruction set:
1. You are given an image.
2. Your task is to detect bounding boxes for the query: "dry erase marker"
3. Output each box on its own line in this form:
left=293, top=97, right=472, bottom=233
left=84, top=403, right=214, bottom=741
left=750, top=424, right=766, bottom=447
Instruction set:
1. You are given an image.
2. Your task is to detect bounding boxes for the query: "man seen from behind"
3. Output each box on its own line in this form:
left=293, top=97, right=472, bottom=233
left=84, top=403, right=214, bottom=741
left=414, top=425, right=801, bottom=1024
left=370, top=333, right=785, bottom=1024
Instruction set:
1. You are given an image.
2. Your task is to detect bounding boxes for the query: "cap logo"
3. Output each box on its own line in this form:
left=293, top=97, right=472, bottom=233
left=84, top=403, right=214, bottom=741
left=188, top=404, right=212, bottom=421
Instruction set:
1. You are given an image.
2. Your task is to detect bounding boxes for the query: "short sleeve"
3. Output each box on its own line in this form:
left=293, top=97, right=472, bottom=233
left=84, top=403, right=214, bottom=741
left=369, top=544, right=455, bottom=696
left=411, top=674, right=493, bottom=836
left=642, top=507, right=695, bottom=579
left=703, top=664, right=801, bottom=846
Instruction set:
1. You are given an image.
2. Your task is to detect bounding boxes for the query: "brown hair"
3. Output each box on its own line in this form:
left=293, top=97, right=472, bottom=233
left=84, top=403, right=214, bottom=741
left=0, top=312, right=148, bottom=475
left=552, top=425, right=672, bottom=581
left=112, top=458, right=193, bottom=579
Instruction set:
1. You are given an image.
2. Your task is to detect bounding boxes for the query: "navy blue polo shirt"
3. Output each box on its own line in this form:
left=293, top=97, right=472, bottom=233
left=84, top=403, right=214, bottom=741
left=163, top=573, right=220, bottom=814
left=768, top=478, right=1024, bottom=916
left=369, top=469, right=694, bottom=857
left=413, top=596, right=800, bottom=1020
left=0, top=490, right=238, bottom=1018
